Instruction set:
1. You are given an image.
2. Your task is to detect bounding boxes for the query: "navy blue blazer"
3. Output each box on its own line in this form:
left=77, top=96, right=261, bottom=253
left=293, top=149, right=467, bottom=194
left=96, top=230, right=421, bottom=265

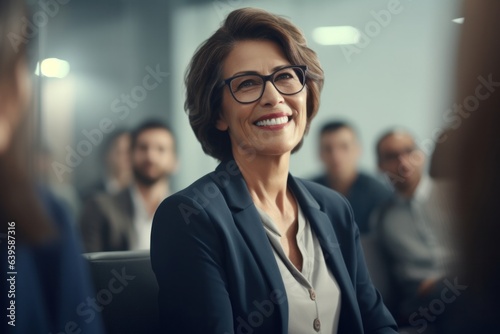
left=151, top=160, right=397, bottom=333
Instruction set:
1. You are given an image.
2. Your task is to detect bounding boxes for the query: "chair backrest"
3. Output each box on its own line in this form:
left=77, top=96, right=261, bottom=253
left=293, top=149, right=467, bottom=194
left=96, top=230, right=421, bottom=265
left=361, top=235, right=439, bottom=333
left=83, top=250, right=159, bottom=334
left=360, top=234, right=398, bottom=314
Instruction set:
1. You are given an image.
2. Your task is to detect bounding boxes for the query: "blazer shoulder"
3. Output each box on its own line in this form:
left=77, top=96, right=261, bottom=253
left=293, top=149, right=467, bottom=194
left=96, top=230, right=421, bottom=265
left=294, top=177, right=356, bottom=231
left=296, top=177, right=351, bottom=210
left=155, top=173, right=226, bottom=223
left=169, top=173, right=222, bottom=205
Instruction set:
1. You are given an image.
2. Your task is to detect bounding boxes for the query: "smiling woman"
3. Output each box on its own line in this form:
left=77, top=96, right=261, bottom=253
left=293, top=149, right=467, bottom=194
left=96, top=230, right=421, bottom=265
left=184, top=8, right=324, bottom=162
left=151, top=7, right=398, bottom=334
left=215, top=39, right=309, bottom=159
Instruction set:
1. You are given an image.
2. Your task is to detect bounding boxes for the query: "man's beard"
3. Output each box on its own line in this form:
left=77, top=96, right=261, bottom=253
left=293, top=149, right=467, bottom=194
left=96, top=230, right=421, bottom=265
left=133, top=168, right=168, bottom=187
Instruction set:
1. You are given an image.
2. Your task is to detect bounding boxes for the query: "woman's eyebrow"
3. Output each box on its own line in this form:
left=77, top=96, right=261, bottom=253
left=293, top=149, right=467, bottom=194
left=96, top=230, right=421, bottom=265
left=230, top=64, right=292, bottom=77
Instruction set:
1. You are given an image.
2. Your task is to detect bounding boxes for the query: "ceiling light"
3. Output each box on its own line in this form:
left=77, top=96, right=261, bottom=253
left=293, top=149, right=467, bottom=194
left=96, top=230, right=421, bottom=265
left=312, top=26, right=361, bottom=45
left=35, top=58, right=70, bottom=78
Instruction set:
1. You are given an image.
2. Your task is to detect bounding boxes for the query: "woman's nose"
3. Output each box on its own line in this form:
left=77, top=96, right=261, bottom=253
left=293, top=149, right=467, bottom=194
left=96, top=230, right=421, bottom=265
left=259, top=80, right=284, bottom=106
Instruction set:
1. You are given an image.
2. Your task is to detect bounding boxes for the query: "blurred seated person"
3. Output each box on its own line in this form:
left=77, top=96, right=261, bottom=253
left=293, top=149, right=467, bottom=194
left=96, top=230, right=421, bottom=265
left=80, top=129, right=132, bottom=201
left=375, top=129, right=456, bottom=321
left=37, top=145, right=82, bottom=217
left=80, top=120, right=177, bottom=252
left=0, top=1, right=104, bottom=333
left=439, top=0, right=500, bottom=332
left=151, top=8, right=397, bottom=333
left=428, top=128, right=457, bottom=180
left=312, top=121, right=391, bottom=234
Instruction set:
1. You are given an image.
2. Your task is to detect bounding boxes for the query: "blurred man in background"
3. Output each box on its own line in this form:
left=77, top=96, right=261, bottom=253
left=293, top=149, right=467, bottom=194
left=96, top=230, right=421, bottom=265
left=80, top=120, right=177, bottom=252
left=312, top=121, right=391, bottom=234
left=375, top=129, right=456, bottom=323
left=80, top=128, right=132, bottom=201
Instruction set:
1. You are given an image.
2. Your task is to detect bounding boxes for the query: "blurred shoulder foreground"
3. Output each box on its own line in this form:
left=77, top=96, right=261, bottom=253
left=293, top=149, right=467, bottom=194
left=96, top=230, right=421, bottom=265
left=0, top=1, right=104, bottom=333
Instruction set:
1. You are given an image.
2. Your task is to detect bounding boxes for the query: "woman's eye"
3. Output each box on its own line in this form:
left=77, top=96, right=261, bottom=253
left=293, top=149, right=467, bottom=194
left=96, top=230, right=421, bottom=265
left=237, top=79, right=261, bottom=90
left=275, top=72, right=294, bottom=81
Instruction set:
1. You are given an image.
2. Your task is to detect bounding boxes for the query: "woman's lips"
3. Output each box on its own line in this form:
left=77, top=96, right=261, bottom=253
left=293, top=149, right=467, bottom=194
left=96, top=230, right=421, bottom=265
left=254, top=115, right=290, bottom=127
left=253, top=112, right=292, bottom=128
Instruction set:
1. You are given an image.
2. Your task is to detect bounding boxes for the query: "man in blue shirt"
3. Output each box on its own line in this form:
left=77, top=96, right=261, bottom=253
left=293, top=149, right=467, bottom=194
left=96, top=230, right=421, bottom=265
left=312, top=121, right=391, bottom=234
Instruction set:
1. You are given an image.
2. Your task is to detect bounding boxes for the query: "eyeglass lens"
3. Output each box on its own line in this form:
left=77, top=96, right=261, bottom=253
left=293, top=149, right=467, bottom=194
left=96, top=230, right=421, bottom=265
left=229, top=66, right=305, bottom=103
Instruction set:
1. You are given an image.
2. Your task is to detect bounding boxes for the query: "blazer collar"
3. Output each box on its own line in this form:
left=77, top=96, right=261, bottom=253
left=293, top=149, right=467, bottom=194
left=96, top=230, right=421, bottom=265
left=215, top=160, right=347, bottom=276
left=215, top=160, right=362, bottom=333
left=215, top=159, right=320, bottom=211
left=214, top=160, right=254, bottom=211
left=215, top=160, right=288, bottom=333
left=289, top=177, right=363, bottom=332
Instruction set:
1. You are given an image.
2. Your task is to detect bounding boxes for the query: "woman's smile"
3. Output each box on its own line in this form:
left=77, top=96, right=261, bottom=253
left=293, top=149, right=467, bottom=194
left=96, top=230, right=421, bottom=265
left=217, top=39, right=307, bottom=158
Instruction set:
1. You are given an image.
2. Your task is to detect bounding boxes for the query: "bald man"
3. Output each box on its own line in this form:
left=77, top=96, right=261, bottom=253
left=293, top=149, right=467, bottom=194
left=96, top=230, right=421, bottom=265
left=375, top=129, right=456, bottom=322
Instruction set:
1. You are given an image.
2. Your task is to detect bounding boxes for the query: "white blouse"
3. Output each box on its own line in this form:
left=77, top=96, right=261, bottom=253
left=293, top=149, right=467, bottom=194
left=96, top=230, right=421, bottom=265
left=256, top=202, right=341, bottom=334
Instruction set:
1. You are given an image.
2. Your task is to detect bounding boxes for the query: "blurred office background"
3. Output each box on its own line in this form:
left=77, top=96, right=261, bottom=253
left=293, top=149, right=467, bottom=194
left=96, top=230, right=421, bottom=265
left=29, top=0, right=462, bottom=213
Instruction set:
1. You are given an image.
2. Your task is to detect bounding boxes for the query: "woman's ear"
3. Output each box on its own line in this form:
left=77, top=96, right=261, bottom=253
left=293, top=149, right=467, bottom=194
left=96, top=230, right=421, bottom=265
left=0, top=60, right=30, bottom=154
left=0, top=115, right=13, bottom=154
left=215, top=114, right=229, bottom=131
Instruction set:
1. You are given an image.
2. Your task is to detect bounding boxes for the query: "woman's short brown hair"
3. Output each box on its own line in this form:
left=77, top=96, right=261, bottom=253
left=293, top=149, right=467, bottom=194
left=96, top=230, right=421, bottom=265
left=185, top=7, right=324, bottom=161
left=0, top=0, right=27, bottom=79
left=0, top=0, right=58, bottom=244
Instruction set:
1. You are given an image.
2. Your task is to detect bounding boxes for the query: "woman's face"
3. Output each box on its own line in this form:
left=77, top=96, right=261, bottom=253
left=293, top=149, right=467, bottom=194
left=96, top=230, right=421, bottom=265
left=0, top=60, right=31, bottom=155
left=216, top=39, right=308, bottom=160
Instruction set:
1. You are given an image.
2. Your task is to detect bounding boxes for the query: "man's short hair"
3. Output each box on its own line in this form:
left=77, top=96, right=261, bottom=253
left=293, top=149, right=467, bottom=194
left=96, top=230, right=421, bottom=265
left=100, top=128, right=130, bottom=158
left=375, top=127, right=416, bottom=163
left=130, top=120, right=175, bottom=151
left=319, top=120, right=358, bottom=139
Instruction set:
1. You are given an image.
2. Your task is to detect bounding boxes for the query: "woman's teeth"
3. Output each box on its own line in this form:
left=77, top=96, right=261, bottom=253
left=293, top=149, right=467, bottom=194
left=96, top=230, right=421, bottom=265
left=255, top=116, right=289, bottom=127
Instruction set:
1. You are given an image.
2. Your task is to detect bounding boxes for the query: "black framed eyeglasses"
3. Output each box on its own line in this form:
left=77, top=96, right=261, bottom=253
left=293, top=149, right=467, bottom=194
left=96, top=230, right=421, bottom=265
left=222, top=65, right=307, bottom=104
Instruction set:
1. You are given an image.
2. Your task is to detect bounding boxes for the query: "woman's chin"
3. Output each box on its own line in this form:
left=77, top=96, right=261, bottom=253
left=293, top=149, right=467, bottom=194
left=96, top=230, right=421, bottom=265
left=253, top=146, right=296, bottom=159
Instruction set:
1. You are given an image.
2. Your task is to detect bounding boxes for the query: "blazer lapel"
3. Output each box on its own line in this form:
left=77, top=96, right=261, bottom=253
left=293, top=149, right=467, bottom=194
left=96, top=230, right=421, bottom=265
left=288, top=176, right=363, bottom=333
left=215, top=161, right=288, bottom=333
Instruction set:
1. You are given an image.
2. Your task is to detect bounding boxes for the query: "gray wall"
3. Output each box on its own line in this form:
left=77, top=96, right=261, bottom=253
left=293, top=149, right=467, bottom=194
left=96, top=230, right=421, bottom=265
left=170, top=0, right=462, bottom=189
left=36, top=0, right=462, bottom=199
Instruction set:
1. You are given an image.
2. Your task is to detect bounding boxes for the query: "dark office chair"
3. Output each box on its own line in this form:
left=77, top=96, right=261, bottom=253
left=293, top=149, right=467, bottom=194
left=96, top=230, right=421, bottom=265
left=361, top=235, right=437, bottom=334
left=360, top=234, right=398, bottom=313
left=83, top=250, right=160, bottom=334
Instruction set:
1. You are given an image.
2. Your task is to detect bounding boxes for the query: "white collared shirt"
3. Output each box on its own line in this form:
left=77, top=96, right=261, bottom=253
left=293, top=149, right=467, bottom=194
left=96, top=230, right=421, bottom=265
left=257, top=202, right=341, bottom=334
left=104, top=177, right=123, bottom=195
left=130, top=185, right=168, bottom=250
left=379, top=176, right=457, bottom=294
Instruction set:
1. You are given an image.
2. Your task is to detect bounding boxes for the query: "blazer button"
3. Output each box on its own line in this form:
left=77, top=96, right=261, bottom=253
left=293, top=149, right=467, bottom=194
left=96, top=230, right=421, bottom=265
left=309, top=288, right=316, bottom=300
left=313, top=318, right=321, bottom=332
